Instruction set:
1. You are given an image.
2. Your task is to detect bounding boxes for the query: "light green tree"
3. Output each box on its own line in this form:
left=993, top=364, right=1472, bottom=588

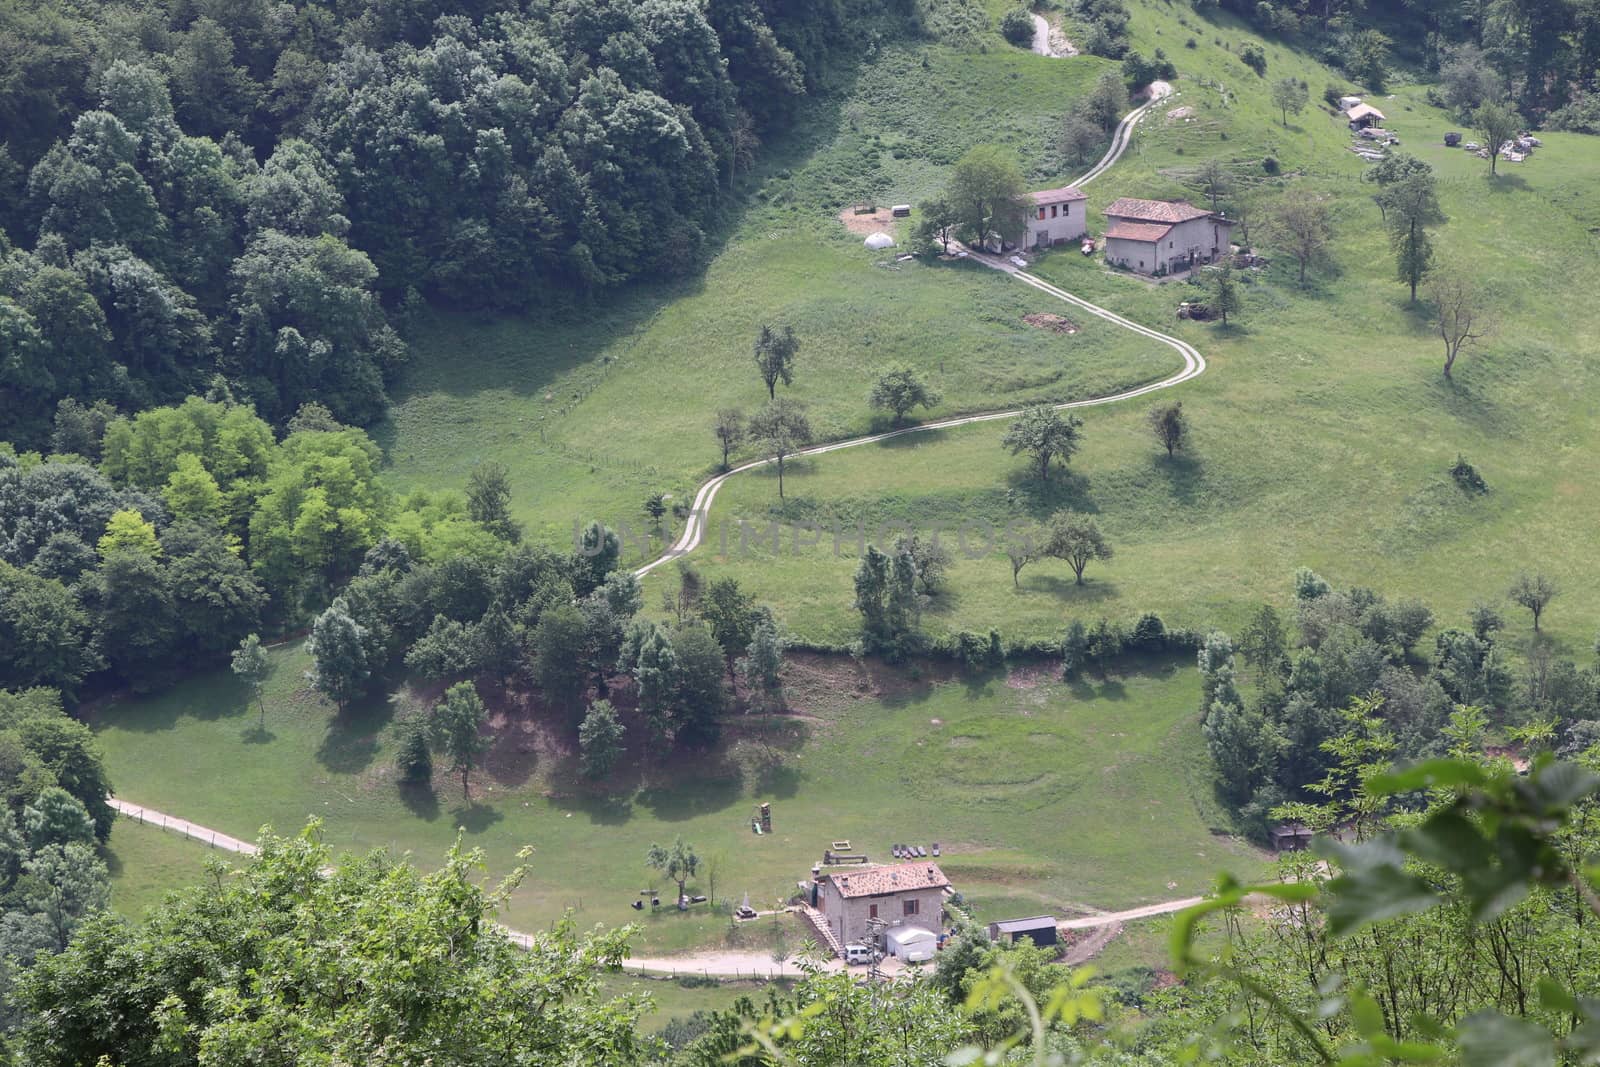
left=231, top=633, right=271, bottom=729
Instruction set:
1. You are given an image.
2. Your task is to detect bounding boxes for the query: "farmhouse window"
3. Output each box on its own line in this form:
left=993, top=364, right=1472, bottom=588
left=903, top=899, right=920, bottom=917
left=1037, top=207, right=1046, bottom=220
left=1050, top=205, right=1057, bottom=218
left=869, top=904, right=878, bottom=919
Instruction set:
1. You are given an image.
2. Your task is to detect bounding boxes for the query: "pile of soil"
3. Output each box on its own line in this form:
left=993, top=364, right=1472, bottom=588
left=1023, top=312, right=1078, bottom=334
left=837, top=206, right=896, bottom=234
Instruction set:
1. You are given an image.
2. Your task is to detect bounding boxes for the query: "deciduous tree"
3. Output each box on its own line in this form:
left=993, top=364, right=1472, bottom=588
left=1046, top=511, right=1114, bottom=585
left=712, top=407, right=744, bottom=469
left=307, top=597, right=369, bottom=712
left=1147, top=401, right=1188, bottom=457
left=1271, top=77, right=1309, bottom=125
left=1001, top=406, right=1082, bottom=484
left=947, top=145, right=1029, bottom=247
left=869, top=365, right=941, bottom=424
left=1476, top=99, right=1519, bottom=175
left=646, top=836, right=700, bottom=903
left=1265, top=195, right=1331, bottom=286
left=436, top=681, right=490, bottom=801
left=231, top=633, right=270, bottom=728
left=748, top=398, right=812, bottom=499
left=1428, top=268, right=1490, bottom=378
left=753, top=323, right=798, bottom=399
left=1509, top=572, right=1557, bottom=632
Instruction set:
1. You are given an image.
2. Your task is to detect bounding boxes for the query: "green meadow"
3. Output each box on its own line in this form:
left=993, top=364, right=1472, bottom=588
left=94, top=639, right=1263, bottom=957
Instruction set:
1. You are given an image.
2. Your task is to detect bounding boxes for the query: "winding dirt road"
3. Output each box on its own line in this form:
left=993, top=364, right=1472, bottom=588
left=634, top=82, right=1184, bottom=580
left=106, top=88, right=1209, bottom=979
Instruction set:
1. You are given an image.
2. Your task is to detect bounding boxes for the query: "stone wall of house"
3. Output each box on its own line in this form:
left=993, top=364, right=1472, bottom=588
left=819, top=882, right=946, bottom=947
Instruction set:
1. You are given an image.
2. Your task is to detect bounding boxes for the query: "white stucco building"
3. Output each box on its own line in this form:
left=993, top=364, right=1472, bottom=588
left=1102, top=197, right=1233, bottom=276
left=1026, top=185, right=1089, bottom=249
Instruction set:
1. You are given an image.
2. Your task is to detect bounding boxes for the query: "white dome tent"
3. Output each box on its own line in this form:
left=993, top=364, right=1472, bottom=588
left=863, top=232, right=895, bottom=250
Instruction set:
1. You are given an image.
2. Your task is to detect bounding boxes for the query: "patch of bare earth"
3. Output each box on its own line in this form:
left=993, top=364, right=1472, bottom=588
left=1023, top=312, right=1078, bottom=333
left=837, top=205, right=896, bottom=235
left=781, top=651, right=961, bottom=716
left=1062, top=922, right=1123, bottom=965
left=1003, top=662, right=1056, bottom=690
left=1166, top=105, right=1195, bottom=120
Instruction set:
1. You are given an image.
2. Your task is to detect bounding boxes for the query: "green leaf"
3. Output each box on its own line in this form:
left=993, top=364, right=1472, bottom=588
left=1321, top=839, right=1439, bottom=936
left=1368, top=758, right=1489, bottom=796
left=1399, top=810, right=1492, bottom=874
left=1457, top=1011, right=1556, bottom=1067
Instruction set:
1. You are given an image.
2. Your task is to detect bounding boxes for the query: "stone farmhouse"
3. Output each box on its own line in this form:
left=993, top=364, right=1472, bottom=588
left=1026, top=185, right=1089, bottom=249
left=1102, top=197, right=1233, bottom=276
left=807, top=860, right=950, bottom=953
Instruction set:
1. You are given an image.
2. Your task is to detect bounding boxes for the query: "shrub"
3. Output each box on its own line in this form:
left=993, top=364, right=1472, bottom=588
left=1062, top=620, right=1089, bottom=679
left=999, top=7, right=1035, bottom=45
left=1128, top=612, right=1167, bottom=650
left=1240, top=43, right=1267, bottom=75
left=1086, top=618, right=1125, bottom=667
left=1186, top=37, right=1197, bottom=48
left=1262, top=155, right=1280, bottom=173
left=397, top=717, right=434, bottom=783
left=1450, top=454, right=1488, bottom=493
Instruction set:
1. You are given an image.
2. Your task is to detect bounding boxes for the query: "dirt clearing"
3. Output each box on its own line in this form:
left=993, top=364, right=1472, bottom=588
left=1023, top=312, right=1078, bottom=333
left=838, top=206, right=898, bottom=235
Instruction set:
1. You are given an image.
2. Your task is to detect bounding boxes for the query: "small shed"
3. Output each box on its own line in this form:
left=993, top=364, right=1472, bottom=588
left=1345, top=103, right=1385, bottom=129
left=886, top=925, right=938, bottom=962
left=988, top=915, right=1059, bottom=947
left=864, top=232, right=895, bottom=250
left=1270, top=823, right=1315, bottom=852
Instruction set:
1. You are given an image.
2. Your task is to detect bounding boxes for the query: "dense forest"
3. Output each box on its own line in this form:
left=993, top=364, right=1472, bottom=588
left=0, top=0, right=855, bottom=446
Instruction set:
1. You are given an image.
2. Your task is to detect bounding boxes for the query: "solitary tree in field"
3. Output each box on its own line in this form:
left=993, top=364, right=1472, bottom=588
left=748, top=398, right=812, bottom=499
left=1476, top=99, right=1519, bottom=175
left=948, top=145, right=1030, bottom=246
left=713, top=408, right=744, bottom=470
left=1001, top=405, right=1083, bottom=484
left=914, top=196, right=961, bottom=254
left=231, top=633, right=270, bottom=729
left=1203, top=261, right=1243, bottom=324
left=1046, top=511, right=1114, bottom=585
left=869, top=365, right=941, bottom=424
left=1265, top=196, right=1331, bottom=286
left=1382, top=172, right=1444, bottom=303
left=1271, top=76, right=1309, bottom=126
left=647, top=836, right=700, bottom=903
left=436, top=681, right=491, bottom=801
left=1147, top=401, right=1188, bottom=457
left=1429, top=269, right=1490, bottom=379
left=1509, top=572, right=1558, bottom=632
left=753, top=324, right=798, bottom=399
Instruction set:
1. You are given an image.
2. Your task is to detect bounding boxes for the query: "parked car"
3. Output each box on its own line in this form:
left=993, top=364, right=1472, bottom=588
left=844, top=943, right=876, bottom=965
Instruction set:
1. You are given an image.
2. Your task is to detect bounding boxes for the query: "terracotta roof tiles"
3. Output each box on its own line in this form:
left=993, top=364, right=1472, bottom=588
left=1103, top=197, right=1212, bottom=224
left=828, top=861, right=951, bottom=899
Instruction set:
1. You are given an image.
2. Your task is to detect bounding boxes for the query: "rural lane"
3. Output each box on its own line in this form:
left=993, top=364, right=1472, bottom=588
left=634, top=84, right=1185, bottom=579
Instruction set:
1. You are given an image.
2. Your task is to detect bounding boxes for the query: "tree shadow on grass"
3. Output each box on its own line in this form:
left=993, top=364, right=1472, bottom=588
left=1150, top=451, right=1204, bottom=505
left=1029, top=575, right=1119, bottom=602
left=241, top=724, right=275, bottom=745
left=449, top=800, right=504, bottom=834
left=1006, top=467, right=1096, bottom=517
left=398, top=781, right=441, bottom=822
left=315, top=692, right=394, bottom=775
left=755, top=759, right=802, bottom=799
left=636, top=751, right=745, bottom=822
left=871, top=424, right=953, bottom=448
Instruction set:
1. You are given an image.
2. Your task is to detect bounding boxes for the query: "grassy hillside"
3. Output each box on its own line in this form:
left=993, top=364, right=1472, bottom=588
left=676, top=4, right=1600, bottom=655
left=88, top=639, right=1262, bottom=955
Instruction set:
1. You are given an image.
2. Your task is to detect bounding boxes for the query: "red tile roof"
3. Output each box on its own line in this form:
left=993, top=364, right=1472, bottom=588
left=1031, top=185, right=1088, bottom=204
left=828, top=861, right=951, bottom=899
left=1105, top=220, right=1173, bottom=242
left=1103, top=197, right=1212, bottom=223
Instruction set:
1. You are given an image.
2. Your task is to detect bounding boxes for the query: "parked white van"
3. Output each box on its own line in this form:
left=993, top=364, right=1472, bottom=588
left=843, top=943, right=875, bottom=965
